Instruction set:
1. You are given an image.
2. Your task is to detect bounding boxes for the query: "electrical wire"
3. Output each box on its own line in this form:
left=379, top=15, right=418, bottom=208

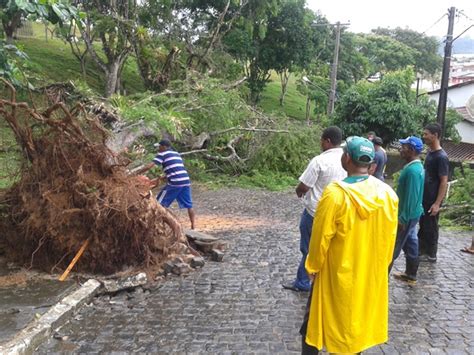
left=421, top=13, right=448, bottom=35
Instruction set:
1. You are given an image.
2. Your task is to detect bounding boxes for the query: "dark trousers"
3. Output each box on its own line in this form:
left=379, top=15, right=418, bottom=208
left=300, top=284, right=319, bottom=354
left=418, top=211, right=440, bottom=258
left=389, top=218, right=420, bottom=278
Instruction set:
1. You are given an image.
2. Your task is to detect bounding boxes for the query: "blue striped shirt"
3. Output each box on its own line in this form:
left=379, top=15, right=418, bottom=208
left=153, top=150, right=191, bottom=186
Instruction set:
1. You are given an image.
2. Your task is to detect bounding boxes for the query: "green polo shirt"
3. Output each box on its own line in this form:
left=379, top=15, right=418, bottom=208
left=397, top=159, right=424, bottom=225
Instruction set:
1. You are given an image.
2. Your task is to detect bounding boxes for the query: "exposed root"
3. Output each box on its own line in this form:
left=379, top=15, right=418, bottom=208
left=0, top=79, right=190, bottom=275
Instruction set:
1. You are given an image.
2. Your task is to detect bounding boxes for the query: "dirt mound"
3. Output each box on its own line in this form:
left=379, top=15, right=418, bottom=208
left=0, top=80, right=193, bottom=275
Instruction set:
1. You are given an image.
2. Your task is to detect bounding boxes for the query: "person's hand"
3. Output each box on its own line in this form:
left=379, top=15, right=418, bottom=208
left=428, top=203, right=441, bottom=216
left=308, top=273, right=316, bottom=282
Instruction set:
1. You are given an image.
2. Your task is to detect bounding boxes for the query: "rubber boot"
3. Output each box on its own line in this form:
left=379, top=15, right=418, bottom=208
left=405, top=258, right=419, bottom=281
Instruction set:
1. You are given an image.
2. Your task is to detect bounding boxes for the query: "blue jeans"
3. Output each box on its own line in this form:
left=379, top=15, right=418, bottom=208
left=294, top=209, right=314, bottom=291
left=389, top=218, right=420, bottom=276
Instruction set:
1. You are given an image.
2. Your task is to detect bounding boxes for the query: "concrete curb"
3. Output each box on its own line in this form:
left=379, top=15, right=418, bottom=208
left=0, top=279, right=101, bottom=354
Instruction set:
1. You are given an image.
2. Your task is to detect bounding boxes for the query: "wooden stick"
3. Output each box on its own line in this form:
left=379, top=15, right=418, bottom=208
left=59, top=238, right=90, bottom=281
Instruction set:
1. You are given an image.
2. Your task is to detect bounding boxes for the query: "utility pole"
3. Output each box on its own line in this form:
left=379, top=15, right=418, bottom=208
left=437, top=7, right=456, bottom=140
left=327, top=22, right=349, bottom=115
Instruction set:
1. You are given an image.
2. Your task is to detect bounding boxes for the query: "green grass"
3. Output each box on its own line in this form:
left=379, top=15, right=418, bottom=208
left=0, top=123, right=21, bottom=189
left=258, top=72, right=307, bottom=121
left=15, top=23, right=143, bottom=95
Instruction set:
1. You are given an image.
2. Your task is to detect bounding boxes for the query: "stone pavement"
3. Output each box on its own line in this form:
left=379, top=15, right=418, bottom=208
left=34, top=186, right=473, bottom=354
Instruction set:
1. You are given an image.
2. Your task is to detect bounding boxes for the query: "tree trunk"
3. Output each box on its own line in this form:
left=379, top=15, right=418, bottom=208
left=2, top=13, right=22, bottom=44
left=104, top=62, right=120, bottom=98
left=3, top=22, right=15, bottom=44
left=305, top=96, right=311, bottom=126
left=80, top=57, right=87, bottom=81
left=279, top=70, right=290, bottom=106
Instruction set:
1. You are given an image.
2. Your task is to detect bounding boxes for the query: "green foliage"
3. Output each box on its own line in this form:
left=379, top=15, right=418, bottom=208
left=337, top=31, right=370, bottom=84
left=0, top=0, right=77, bottom=41
left=371, top=27, right=442, bottom=76
left=356, top=34, right=417, bottom=76
left=440, top=164, right=474, bottom=228
left=0, top=40, right=29, bottom=86
left=110, top=93, right=190, bottom=139
left=333, top=68, right=460, bottom=143
left=248, top=124, right=322, bottom=176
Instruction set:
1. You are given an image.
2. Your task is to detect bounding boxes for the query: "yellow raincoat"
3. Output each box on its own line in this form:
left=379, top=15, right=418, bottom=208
left=305, top=176, right=398, bottom=353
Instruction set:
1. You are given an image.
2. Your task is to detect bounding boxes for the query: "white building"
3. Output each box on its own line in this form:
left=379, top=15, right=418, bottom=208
left=428, top=81, right=474, bottom=144
left=428, top=81, right=474, bottom=163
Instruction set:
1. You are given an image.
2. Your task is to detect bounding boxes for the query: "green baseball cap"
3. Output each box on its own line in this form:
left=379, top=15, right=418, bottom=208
left=343, top=136, right=375, bottom=165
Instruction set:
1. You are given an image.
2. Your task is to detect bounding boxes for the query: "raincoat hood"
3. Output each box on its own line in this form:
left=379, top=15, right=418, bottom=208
left=335, top=176, right=387, bottom=220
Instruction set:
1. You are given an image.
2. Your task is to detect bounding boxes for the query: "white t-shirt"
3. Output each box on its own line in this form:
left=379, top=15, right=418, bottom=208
left=299, top=147, right=347, bottom=216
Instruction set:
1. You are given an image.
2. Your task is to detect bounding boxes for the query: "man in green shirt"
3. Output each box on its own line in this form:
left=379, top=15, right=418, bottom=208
left=389, top=136, right=424, bottom=284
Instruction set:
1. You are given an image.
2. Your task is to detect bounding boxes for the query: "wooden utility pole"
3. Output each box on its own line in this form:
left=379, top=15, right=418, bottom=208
left=437, top=7, right=456, bottom=140
left=327, top=22, right=349, bottom=115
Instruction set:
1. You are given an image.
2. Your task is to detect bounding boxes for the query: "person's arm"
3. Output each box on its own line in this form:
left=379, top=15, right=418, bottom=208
left=295, top=182, right=310, bottom=198
left=429, top=155, right=449, bottom=216
left=369, top=153, right=381, bottom=176
left=429, top=176, right=448, bottom=216
left=296, top=158, right=318, bottom=198
left=399, top=167, right=423, bottom=224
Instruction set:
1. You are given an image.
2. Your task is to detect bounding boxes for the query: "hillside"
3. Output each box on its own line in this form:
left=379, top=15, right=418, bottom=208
left=10, top=23, right=308, bottom=120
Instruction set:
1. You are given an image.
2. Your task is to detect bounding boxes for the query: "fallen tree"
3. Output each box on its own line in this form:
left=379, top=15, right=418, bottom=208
left=0, top=80, right=194, bottom=275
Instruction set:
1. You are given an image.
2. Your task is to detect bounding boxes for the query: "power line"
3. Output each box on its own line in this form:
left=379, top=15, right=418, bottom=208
left=421, top=13, right=448, bottom=35
left=458, top=9, right=474, bottom=23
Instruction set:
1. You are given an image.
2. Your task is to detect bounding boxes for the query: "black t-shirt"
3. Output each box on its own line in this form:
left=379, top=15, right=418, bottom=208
left=423, top=149, right=449, bottom=206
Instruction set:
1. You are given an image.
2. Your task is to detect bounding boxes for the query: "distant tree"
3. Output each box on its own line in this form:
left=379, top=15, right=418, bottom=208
left=371, top=27, right=442, bottom=76
left=263, top=1, right=329, bottom=106
left=336, top=31, right=370, bottom=85
left=0, top=0, right=75, bottom=44
left=333, top=68, right=460, bottom=143
left=223, top=0, right=282, bottom=104
left=356, top=34, right=417, bottom=77
left=76, top=0, right=137, bottom=97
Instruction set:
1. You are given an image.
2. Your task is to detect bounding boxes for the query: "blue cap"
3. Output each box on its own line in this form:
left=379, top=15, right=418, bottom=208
left=399, top=136, right=423, bottom=153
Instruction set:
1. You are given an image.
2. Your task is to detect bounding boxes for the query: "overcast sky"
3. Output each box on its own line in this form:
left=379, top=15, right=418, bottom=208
left=306, top=0, right=474, bottom=39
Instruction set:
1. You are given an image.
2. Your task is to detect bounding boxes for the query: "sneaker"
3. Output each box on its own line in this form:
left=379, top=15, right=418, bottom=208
left=281, top=281, right=309, bottom=292
left=393, top=272, right=417, bottom=285
left=419, top=255, right=437, bottom=263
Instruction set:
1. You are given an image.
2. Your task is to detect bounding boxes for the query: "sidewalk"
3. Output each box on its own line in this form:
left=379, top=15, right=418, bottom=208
left=0, top=258, right=77, bottom=343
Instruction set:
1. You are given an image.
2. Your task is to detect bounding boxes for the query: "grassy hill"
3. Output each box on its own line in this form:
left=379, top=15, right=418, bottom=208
left=259, top=73, right=307, bottom=121
left=11, top=23, right=307, bottom=118
left=15, top=23, right=144, bottom=94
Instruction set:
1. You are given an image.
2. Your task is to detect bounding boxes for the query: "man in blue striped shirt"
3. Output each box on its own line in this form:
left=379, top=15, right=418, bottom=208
left=138, top=139, right=195, bottom=229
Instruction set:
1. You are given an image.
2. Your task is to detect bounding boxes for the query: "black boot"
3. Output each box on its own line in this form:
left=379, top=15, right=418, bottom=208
left=405, top=258, right=419, bottom=280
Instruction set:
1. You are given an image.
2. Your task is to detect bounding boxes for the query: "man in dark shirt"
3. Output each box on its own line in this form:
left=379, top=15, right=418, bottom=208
left=418, top=123, right=449, bottom=262
left=370, top=136, right=387, bottom=181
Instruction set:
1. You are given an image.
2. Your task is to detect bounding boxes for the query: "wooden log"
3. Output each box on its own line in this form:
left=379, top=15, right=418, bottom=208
left=59, top=238, right=90, bottom=281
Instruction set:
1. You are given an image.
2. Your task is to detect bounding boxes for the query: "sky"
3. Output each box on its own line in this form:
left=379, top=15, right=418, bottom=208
left=306, top=0, right=474, bottom=39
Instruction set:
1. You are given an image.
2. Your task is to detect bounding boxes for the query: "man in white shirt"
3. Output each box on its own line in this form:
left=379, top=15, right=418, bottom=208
left=282, top=126, right=347, bottom=292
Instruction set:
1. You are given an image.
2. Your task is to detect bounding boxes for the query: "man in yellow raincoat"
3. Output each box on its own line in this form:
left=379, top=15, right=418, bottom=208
left=301, top=136, right=398, bottom=354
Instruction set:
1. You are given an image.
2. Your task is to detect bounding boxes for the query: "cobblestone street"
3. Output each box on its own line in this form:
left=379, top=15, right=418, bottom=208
left=39, top=186, right=473, bottom=354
